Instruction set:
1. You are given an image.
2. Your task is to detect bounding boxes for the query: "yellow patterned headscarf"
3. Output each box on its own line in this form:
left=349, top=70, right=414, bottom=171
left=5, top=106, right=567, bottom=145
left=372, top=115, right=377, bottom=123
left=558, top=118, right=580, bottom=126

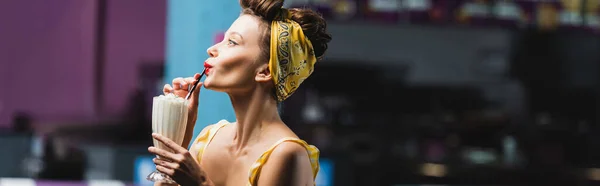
left=269, top=9, right=317, bottom=102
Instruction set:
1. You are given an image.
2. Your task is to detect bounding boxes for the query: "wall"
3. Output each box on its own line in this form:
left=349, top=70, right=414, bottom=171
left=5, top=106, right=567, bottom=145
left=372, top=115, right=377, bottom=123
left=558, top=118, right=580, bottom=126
left=0, top=0, right=98, bottom=126
left=103, top=0, right=166, bottom=114
left=0, top=35, right=6, bottom=126
left=0, top=0, right=167, bottom=127
left=325, top=23, right=513, bottom=85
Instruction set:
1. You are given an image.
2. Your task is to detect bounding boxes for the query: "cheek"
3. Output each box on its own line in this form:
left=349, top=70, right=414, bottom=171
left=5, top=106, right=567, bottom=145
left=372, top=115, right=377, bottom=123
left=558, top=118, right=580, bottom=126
left=204, top=51, right=258, bottom=89
left=203, top=68, right=254, bottom=91
left=220, top=47, right=262, bottom=74
left=217, top=53, right=252, bottom=77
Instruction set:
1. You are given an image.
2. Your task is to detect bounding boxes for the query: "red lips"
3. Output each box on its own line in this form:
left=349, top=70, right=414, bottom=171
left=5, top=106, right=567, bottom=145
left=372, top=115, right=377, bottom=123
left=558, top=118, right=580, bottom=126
left=204, top=62, right=213, bottom=74
left=204, top=62, right=213, bottom=68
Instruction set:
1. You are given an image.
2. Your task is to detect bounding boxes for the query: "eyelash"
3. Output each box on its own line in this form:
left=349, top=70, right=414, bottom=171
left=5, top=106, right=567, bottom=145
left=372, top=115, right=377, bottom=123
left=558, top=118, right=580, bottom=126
left=227, top=39, right=238, bottom=46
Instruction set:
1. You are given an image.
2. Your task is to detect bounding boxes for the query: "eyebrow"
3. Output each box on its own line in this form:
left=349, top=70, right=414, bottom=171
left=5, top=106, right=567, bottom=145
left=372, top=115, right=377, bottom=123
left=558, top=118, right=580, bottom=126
left=230, top=31, right=244, bottom=41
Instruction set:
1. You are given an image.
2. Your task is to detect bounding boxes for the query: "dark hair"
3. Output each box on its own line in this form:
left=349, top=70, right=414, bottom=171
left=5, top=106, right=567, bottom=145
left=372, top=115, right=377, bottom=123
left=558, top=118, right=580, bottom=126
left=240, top=0, right=332, bottom=62
left=240, top=0, right=331, bottom=105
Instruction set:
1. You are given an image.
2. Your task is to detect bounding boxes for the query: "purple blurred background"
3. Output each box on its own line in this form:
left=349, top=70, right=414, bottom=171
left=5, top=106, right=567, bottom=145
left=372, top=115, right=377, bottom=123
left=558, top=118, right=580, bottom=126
left=0, top=0, right=166, bottom=128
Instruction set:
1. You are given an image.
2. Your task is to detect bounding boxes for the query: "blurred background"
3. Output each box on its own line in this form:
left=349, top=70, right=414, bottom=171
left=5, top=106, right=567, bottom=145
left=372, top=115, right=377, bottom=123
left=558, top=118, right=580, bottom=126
left=0, top=0, right=599, bottom=186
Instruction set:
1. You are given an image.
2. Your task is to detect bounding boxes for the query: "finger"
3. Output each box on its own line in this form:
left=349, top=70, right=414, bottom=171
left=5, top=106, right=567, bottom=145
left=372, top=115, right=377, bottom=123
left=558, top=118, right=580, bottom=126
left=154, top=158, right=180, bottom=170
left=184, top=77, right=197, bottom=91
left=190, top=73, right=203, bottom=100
left=191, top=82, right=202, bottom=101
left=152, top=133, right=187, bottom=153
left=163, top=84, right=173, bottom=95
left=148, top=146, right=177, bottom=161
left=156, top=165, right=175, bottom=176
left=172, top=77, right=184, bottom=90
left=178, top=78, right=191, bottom=91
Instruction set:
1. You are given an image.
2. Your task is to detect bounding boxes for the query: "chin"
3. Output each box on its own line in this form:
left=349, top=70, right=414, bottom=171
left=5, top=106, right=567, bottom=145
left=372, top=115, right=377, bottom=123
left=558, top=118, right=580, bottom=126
left=202, top=80, right=225, bottom=92
left=202, top=81, right=216, bottom=90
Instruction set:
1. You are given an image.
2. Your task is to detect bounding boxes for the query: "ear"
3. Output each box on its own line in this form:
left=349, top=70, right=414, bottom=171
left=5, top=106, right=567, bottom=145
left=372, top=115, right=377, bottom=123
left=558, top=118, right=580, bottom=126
left=255, top=63, right=272, bottom=83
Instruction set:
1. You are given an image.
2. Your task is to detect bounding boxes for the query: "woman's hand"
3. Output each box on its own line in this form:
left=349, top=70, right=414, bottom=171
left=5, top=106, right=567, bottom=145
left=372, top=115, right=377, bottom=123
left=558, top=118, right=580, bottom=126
left=164, top=73, right=202, bottom=121
left=149, top=133, right=213, bottom=186
left=164, top=73, right=202, bottom=147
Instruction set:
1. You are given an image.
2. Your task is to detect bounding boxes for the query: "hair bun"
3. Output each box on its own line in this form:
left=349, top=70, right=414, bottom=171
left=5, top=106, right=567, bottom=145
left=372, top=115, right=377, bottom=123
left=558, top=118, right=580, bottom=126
left=240, top=0, right=284, bottom=20
left=240, top=0, right=331, bottom=59
left=288, top=8, right=332, bottom=59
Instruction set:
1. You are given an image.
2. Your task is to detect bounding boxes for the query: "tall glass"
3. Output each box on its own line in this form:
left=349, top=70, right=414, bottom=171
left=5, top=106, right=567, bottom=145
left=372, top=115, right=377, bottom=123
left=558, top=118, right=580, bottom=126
left=147, top=93, right=190, bottom=184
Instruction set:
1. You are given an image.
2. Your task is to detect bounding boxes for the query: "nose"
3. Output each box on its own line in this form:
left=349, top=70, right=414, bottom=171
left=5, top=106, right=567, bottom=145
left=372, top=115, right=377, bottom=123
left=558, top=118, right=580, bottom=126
left=207, top=44, right=218, bottom=57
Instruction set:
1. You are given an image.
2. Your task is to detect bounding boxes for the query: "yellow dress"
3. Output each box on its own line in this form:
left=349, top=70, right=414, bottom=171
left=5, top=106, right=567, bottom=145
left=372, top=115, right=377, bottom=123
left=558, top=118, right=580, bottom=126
left=192, top=120, right=320, bottom=186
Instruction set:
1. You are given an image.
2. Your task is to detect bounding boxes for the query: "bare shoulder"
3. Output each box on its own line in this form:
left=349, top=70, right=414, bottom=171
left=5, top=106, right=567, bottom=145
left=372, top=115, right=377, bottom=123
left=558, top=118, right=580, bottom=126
left=188, top=121, right=230, bottom=153
left=193, top=120, right=232, bottom=142
left=257, top=141, right=313, bottom=186
left=271, top=141, right=310, bottom=158
left=193, top=124, right=215, bottom=142
left=199, top=124, right=215, bottom=135
left=264, top=126, right=310, bottom=166
left=188, top=124, right=215, bottom=154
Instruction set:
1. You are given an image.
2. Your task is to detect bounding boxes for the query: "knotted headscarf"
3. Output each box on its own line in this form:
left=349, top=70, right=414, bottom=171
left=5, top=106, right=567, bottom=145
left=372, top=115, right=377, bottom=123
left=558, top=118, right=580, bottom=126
left=268, top=8, right=317, bottom=102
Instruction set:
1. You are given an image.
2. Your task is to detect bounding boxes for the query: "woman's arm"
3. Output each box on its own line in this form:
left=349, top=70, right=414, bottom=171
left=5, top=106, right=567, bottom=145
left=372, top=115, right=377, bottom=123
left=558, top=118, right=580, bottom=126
left=256, top=143, right=315, bottom=186
left=181, top=116, right=198, bottom=149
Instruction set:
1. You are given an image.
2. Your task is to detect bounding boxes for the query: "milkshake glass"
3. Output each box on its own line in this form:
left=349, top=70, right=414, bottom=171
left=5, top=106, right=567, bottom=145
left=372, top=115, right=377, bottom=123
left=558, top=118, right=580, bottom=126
left=147, top=93, right=190, bottom=184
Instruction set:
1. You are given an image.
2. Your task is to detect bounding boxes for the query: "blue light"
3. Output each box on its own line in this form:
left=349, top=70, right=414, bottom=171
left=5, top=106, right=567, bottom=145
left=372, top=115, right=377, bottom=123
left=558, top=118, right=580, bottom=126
left=133, top=156, right=155, bottom=186
left=315, top=158, right=334, bottom=186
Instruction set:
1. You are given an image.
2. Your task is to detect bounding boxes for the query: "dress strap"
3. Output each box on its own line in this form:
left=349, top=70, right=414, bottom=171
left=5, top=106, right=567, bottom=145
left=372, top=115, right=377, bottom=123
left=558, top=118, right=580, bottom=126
left=247, top=137, right=320, bottom=186
left=194, top=120, right=229, bottom=161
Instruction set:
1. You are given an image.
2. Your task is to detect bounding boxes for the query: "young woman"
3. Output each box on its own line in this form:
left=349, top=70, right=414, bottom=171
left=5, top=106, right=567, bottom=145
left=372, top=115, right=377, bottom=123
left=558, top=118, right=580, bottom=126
left=147, top=0, right=331, bottom=185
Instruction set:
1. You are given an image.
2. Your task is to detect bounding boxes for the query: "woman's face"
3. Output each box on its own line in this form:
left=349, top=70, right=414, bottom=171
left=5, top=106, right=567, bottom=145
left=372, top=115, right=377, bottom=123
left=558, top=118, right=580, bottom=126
left=203, top=14, right=271, bottom=94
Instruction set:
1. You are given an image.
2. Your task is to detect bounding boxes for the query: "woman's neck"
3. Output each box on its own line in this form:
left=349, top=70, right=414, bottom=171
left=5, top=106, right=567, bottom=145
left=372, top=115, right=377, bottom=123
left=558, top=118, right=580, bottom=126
left=228, top=87, right=281, bottom=151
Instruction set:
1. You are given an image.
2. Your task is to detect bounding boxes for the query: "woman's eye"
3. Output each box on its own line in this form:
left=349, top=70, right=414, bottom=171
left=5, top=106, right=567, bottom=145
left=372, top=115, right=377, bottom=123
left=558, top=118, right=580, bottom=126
left=228, top=39, right=238, bottom=46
